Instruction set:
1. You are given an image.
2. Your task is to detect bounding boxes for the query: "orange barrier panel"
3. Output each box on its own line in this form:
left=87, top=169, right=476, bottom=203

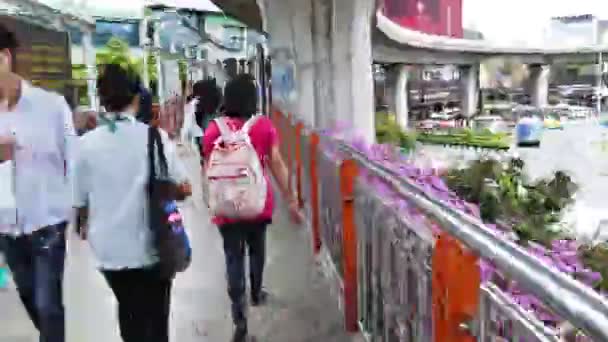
left=432, top=233, right=479, bottom=342
left=309, top=133, right=321, bottom=255
left=340, top=159, right=359, bottom=332
left=294, top=122, right=304, bottom=208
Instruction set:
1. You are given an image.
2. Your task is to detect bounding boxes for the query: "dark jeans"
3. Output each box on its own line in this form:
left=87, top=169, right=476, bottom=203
left=101, top=264, right=172, bottom=342
left=219, top=222, right=268, bottom=324
left=0, top=222, right=67, bottom=342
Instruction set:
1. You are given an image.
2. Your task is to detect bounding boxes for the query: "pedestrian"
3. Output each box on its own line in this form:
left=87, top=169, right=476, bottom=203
left=202, top=74, right=303, bottom=342
left=193, top=78, right=222, bottom=158
left=0, top=23, right=76, bottom=342
left=181, top=93, right=203, bottom=154
left=73, top=64, right=191, bottom=342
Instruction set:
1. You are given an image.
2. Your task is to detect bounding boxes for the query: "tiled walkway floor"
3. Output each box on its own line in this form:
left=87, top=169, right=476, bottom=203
left=0, top=149, right=356, bottom=342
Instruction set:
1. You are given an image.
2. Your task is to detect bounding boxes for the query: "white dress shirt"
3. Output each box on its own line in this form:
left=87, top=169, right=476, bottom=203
left=0, top=81, right=76, bottom=235
left=73, top=114, right=188, bottom=270
left=181, top=99, right=203, bottom=142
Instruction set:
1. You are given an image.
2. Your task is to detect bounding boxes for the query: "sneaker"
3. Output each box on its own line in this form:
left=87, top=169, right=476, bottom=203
left=251, top=289, right=269, bottom=307
left=232, top=321, right=248, bottom=342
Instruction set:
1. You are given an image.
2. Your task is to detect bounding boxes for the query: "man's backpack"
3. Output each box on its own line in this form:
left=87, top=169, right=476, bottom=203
left=206, top=116, right=267, bottom=219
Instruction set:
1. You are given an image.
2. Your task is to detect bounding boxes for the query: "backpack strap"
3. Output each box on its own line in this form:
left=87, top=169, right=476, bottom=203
left=242, top=115, right=261, bottom=134
left=214, top=117, right=232, bottom=140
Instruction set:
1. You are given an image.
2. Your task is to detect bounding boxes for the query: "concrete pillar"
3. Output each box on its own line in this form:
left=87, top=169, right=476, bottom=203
left=349, top=0, right=375, bottom=142
left=289, top=0, right=316, bottom=126
left=385, top=64, right=409, bottom=130
left=311, top=0, right=334, bottom=128
left=459, top=64, right=480, bottom=117
left=262, top=0, right=374, bottom=142
left=328, top=0, right=375, bottom=142
left=528, top=64, right=550, bottom=109
left=81, top=28, right=97, bottom=110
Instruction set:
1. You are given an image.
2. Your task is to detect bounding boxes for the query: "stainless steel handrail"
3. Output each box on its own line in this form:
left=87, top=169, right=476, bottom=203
left=338, top=142, right=608, bottom=340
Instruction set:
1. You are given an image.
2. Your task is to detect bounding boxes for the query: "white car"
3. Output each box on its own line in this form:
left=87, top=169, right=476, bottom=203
left=473, top=115, right=509, bottom=134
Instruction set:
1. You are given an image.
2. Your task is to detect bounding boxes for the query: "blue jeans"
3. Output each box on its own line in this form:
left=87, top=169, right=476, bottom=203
left=0, top=222, right=67, bottom=342
left=219, top=222, right=268, bottom=325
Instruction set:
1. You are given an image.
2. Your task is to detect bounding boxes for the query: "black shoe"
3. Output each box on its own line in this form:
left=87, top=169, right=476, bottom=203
left=251, top=289, right=269, bottom=306
left=232, top=321, right=248, bottom=342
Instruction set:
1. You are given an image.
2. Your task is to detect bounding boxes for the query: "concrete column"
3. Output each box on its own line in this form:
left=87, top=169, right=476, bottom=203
left=311, top=0, right=334, bottom=128
left=81, top=28, right=97, bottom=110
left=528, top=64, right=550, bottom=109
left=349, top=0, right=375, bottom=142
left=459, top=64, right=480, bottom=117
left=385, top=64, right=409, bottom=130
left=289, top=0, right=316, bottom=126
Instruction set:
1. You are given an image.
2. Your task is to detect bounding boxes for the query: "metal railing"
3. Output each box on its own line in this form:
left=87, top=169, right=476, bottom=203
left=270, top=109, right=608, bottom=341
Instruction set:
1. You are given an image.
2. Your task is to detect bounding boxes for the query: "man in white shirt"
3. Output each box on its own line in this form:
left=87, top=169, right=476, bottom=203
left=0, top=23, right=74, bottom=342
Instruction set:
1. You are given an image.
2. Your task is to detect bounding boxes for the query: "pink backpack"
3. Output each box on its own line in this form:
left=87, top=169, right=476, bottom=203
left=205, top=116, right=267, bottom=219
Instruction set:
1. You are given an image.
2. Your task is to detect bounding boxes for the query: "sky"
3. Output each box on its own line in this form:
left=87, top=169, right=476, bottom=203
left=463, top=0, right=608, bottom=44
left=38, top=0, right=608, bottom=44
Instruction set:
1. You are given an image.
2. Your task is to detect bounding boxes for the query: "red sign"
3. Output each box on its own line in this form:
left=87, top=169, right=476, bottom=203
left=383, top=0, right=463, bottom=38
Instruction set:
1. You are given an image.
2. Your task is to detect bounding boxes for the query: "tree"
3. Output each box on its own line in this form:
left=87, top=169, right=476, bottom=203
left=96, top=37, right=142, bottom=77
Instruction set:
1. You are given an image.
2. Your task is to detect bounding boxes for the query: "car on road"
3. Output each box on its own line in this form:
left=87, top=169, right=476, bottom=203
left=473, top=115, right=509, bottom=134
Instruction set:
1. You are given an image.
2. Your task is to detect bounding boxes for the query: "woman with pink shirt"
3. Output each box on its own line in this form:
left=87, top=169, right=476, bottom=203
left=203, top=74, right=302, bottom=342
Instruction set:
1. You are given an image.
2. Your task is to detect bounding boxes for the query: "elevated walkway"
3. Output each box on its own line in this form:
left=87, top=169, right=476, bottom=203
left=0, top=149, right=355, bottom=342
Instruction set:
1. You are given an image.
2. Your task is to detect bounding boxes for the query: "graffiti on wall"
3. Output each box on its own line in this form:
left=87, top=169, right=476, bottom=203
left=271, top=47, right=297, bottom=105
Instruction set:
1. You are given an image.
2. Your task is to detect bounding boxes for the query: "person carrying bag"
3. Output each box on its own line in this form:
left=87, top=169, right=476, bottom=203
left=73, top=64, right=191, bottom=342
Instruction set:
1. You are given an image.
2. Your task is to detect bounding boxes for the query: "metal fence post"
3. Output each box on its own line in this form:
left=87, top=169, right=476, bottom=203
left=309, top=133, right=321, bottom=255
left=340, top=159, right=359, bottom=332
left=432, top=233, right=480, bottom=342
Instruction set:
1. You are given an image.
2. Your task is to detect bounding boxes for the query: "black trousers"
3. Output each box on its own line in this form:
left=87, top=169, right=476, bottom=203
left=101, top=264, right=172, bottom=342
left=219, top=222, right=268, bottom=324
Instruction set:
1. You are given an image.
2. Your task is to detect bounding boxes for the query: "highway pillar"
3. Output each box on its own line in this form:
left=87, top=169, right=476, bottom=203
left=262, top=0, right=375, bottom=142
left=459, top=64, right=480, bottom=118
left=311, top=0, right=334, bottom=128
left=385, top=64, right=410, bottom=130
left=528, top=64, right=550, bottom=109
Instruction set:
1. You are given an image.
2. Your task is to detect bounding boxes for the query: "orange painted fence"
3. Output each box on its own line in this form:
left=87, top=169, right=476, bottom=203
left=269, top=109, right=478, bottom=339
left=268, top=109, right=608, bottom=342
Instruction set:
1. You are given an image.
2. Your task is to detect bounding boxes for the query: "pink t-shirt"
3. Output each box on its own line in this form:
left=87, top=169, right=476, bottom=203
left=203, top=116, right=278, bottom=226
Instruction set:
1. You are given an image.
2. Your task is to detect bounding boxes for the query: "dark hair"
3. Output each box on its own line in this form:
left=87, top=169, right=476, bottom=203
left=193, top=78, right=221, bottom=128
left=193, top=78, right=221, bottom=113
left=223, top=74, right=257, bottom=119
left=0, top=23, right=18, bottom=50
left=97, top=64, right=139, bottom=112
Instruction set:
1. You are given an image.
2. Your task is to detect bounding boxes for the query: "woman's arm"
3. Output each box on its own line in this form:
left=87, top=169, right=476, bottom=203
left=269, top=145, right=303, bottom=223
left=269, top=145, right=296, bottom=204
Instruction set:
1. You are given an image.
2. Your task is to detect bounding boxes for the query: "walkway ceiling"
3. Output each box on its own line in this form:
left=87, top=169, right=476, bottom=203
left=210, top=0, right=263, bottom=32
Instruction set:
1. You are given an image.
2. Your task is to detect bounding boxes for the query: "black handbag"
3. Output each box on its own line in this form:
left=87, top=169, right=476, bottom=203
left=147, top=126, right=192, bottom=279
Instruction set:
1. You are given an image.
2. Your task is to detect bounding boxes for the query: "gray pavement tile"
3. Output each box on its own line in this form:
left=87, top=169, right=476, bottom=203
left=0, top=149, right=358, bottom=342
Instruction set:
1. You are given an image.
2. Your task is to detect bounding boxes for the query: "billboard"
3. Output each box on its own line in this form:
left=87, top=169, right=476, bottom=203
left=0, top=16, right=72, bottom=101
left=383, top=0, right=463, bottom=38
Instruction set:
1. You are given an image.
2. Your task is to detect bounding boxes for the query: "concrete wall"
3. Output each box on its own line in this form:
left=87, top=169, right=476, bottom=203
left=260, top=0, right=376, bottom=143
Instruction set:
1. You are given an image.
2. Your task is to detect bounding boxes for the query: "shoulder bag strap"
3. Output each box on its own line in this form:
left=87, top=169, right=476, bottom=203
left=147, top=126, right=157, bottom=185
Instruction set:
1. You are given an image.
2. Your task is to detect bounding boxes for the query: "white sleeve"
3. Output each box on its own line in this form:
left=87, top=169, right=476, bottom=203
left=159, top=129, right=189, bottom=183
left=58, top=97, right=77, bottom=187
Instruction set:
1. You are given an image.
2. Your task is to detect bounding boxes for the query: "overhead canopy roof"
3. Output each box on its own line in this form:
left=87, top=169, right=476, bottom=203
left=208, top=0, right=263, bottom=32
